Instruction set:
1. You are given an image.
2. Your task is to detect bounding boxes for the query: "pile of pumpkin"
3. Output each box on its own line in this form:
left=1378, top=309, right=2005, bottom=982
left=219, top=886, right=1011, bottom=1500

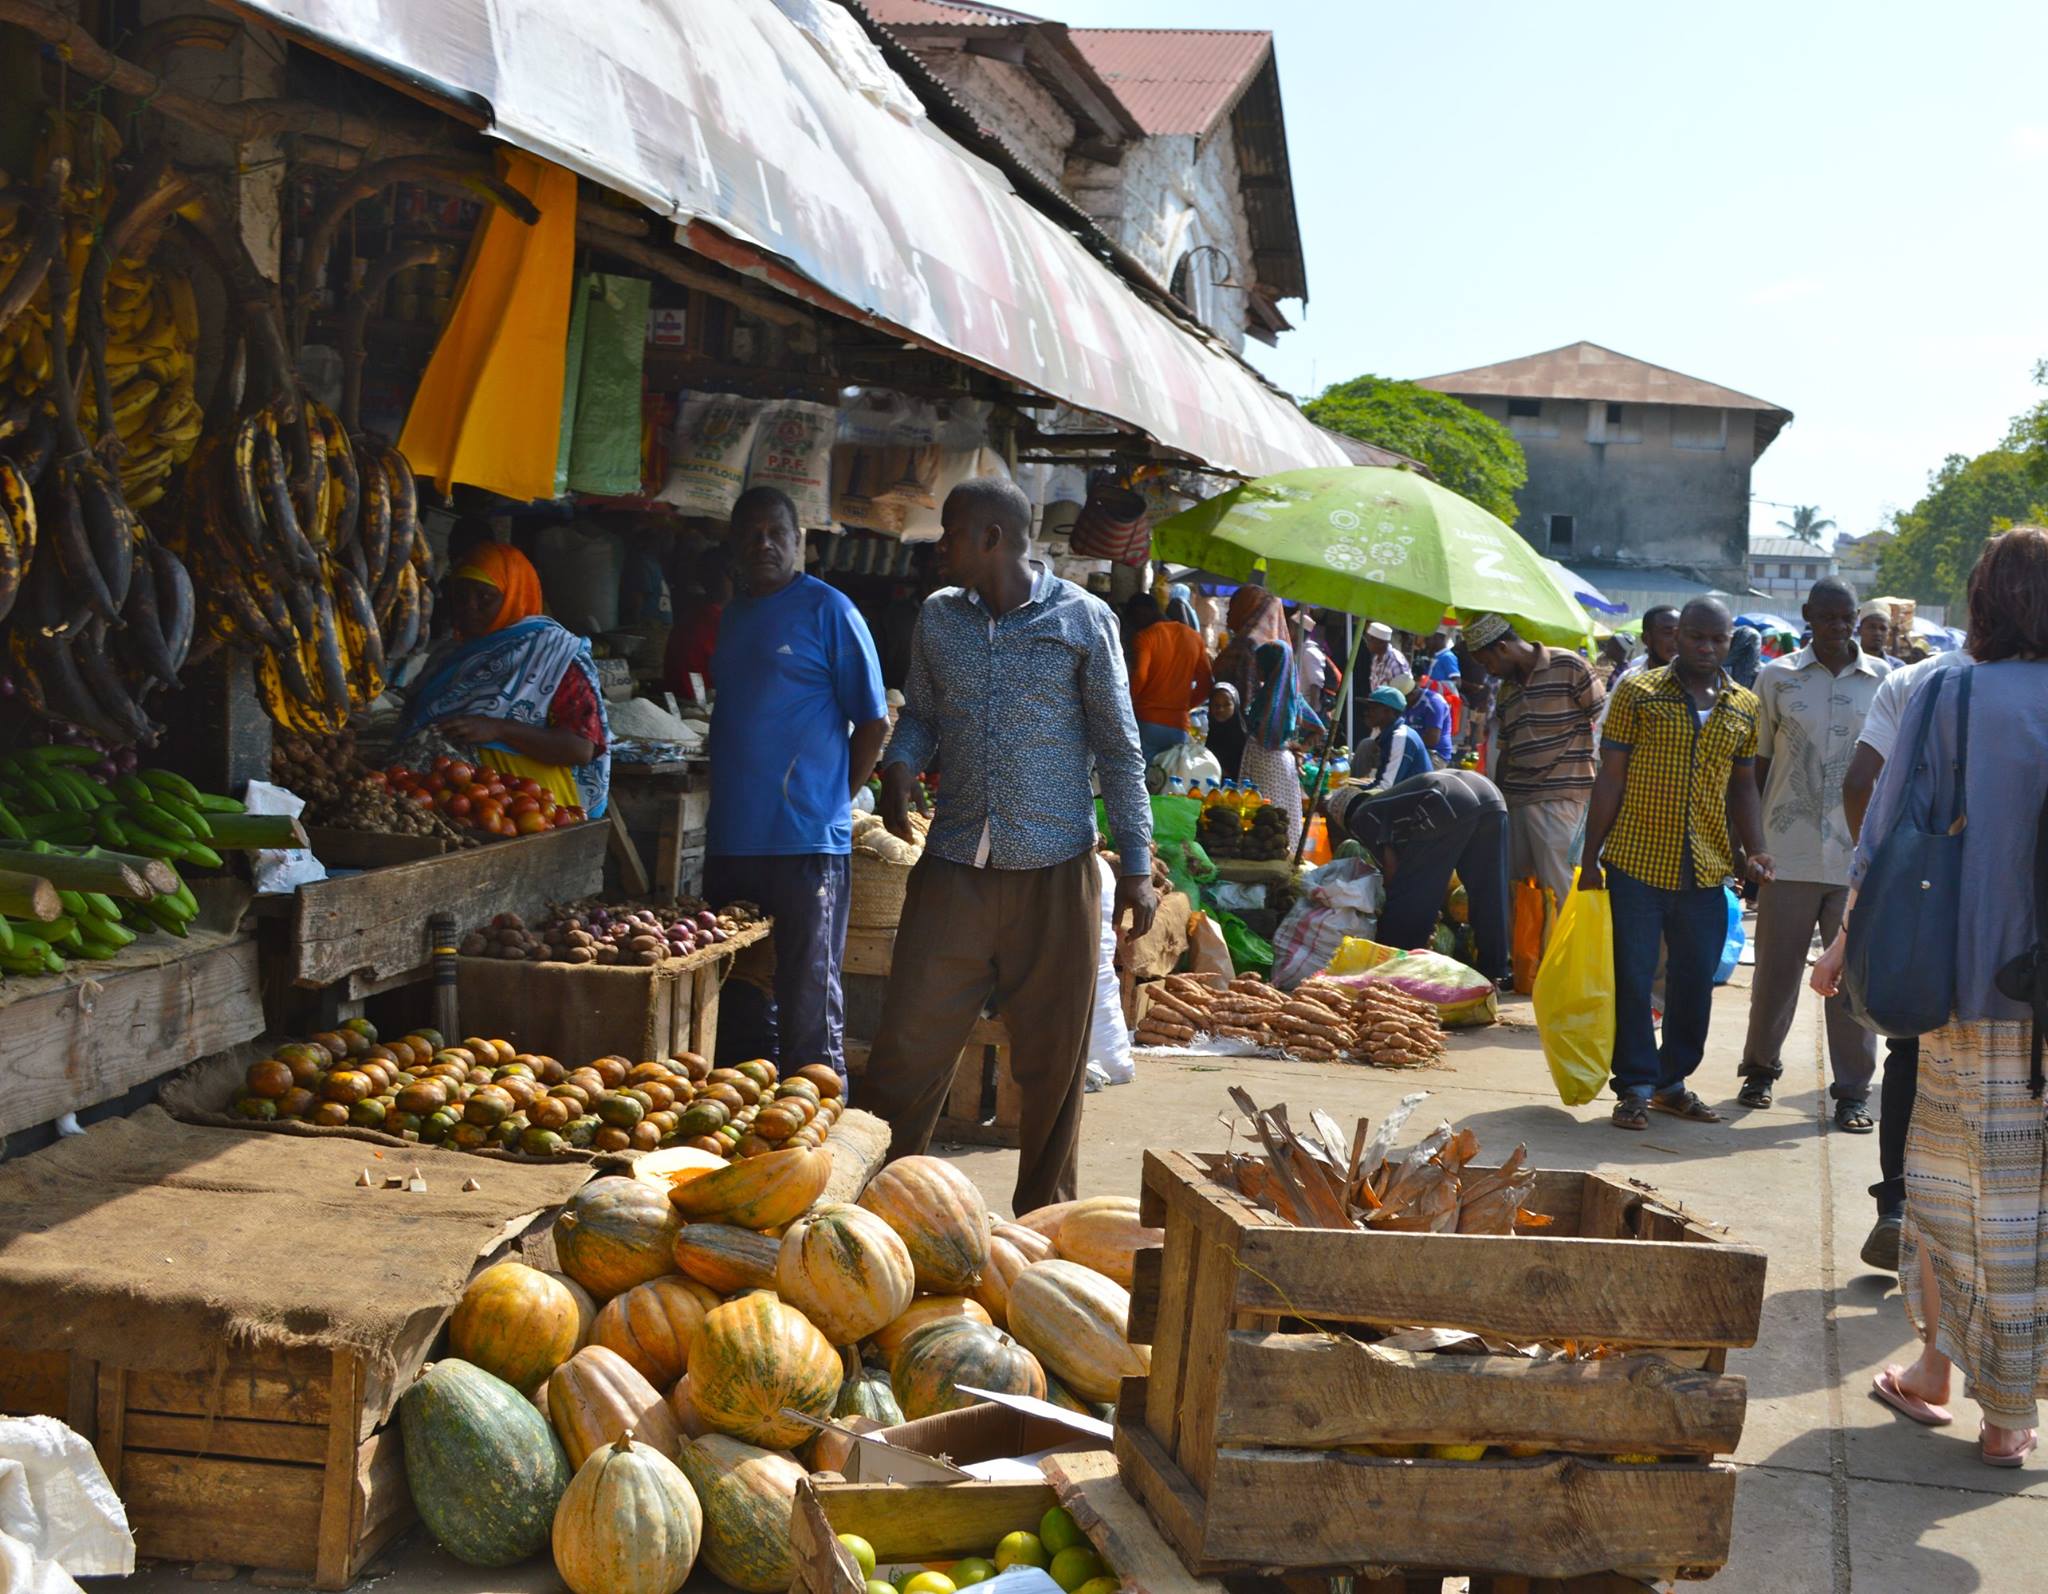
left=398, top=1148, right=1158, bottom=1594
left=232, top=1025, right=844, bottom=1158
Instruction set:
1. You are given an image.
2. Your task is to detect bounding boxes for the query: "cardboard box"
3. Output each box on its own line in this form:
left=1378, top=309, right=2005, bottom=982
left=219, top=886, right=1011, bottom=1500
left=871, top=1390, right=1113, bottom=1480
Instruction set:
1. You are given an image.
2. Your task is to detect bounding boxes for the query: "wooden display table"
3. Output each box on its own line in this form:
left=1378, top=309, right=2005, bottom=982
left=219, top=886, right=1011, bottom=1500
left=606, top=758, right=710, bottom=900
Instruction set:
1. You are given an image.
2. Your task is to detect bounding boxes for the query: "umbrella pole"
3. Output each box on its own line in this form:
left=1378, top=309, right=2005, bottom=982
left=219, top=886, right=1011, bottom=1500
left=1292, top=620, right=1367, bottom=868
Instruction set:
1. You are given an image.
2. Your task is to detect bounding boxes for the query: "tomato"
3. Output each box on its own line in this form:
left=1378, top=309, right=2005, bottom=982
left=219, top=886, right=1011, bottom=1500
left=552, top=809, right=578, bottom=827
left=517, top=778, right=543, bottom=798
left=475, top=799, right=505, bottom=828
left=509, top=795, right=539, bottom=816
left=563, top=807, right=585, bottom=823
left=408, top=789, right=434, bottom=808
left=432, top=755, right=453, bottom=773
left=446, top=795, right=472, bottom=817
left=447, top=761, right=475, bottom=785
left=388, top=766, right=413, bottom=785
left=514, top=810, right=550, bottom=835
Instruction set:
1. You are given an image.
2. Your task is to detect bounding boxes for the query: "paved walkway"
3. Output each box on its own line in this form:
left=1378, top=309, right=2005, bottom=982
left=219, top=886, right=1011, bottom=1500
left=941, top=974, right=2046, bottom=1594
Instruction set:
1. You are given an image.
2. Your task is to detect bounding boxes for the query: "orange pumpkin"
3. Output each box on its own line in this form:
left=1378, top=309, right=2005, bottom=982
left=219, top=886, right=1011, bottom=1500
left=672, top=1224, right=781, bottom=1295
left=1054, top=1198, right=1162, bottom=1287
left=1013, top=1199, right=1085, bottom=1238
left=668, top=1145, right=832, bottom=1231
left=1005, top=1259, right=1149, bottom=1404
left=686, top=1292, right=841, bottom=1448
left=868, top=1295, right=993, bottom=1371
left=551, top=1430, right=703, bottom=1594
left=449, top=1262, right=581, bottom=1392
left=553, top=1179, right=682, bottom=1300
left=891, top=1317, right=1046, bottom=1420
left=969, top=1226, right=1051, bottom=1329
left=592, top=1276, right=721, bottom=1387
left=676, top=1435, right=806, bottom=1594
left=857, top=1156, right=990, bottom=1293
left=549, top=1345, right=682, bottom=1467
left=545, top=1271, right=600, bottom=1348
left=668, top=1375, right=711, bottom=1440
left=775, top=1203, right=916, bottom=1345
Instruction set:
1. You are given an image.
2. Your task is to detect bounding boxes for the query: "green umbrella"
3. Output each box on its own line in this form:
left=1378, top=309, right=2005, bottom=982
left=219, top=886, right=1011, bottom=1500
left=1151, top=466, right=1593, bottom=646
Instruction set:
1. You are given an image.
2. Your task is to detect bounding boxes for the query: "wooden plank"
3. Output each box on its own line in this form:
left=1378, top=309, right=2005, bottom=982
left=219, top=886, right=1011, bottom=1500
left=843, top=928, right=896, bottom=978
left=816, top=1480, right=1058, bottom=1561
left=302, top=826, right=452, bottom=870
left=1128, top=1245, right=1163, bottom=1343
left=1212, top=1334, right=1747, bottom=1455
left=607, top=805, right=651, bottom=897
left=1139, top=1203, right=1202, bottom=1453
left=67, top=1355, right=98, bottom=1442
left=1195, top=1449, right=1735, bottom=1578
left=354, top=1425, right=412, bottom=1542
left=0, top=1347, right=69, bottom=1418
left=1225, top=1225, right=1767, bottom=1348
left=1040, top=1448, right=1227, bottom=1594
left=121, top=1414, right=331, bottom=1464
left=121, top=1452, right=324, bottom=1573
left=1172, top=1202, right=1244, bottom=1494
left=0, top=939, right=265, bottom=1136
left=689, top=960, right=721, bottom=1058
left=818, top=1109, right=894, bottom=1206
left=290, top=820, right=606, bottom=988
left=96, top=1367, right=127, bottom=1489
left=314, top=1350, right=362, bottom=1590
left=1113, top=1410, right=1219, bottom=1575
left=126, top=1345, right=335, bottom=1425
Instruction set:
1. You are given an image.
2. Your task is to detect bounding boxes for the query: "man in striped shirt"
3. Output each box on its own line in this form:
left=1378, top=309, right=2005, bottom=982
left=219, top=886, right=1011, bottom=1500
left=1467, top=614, right=1605, bottom=936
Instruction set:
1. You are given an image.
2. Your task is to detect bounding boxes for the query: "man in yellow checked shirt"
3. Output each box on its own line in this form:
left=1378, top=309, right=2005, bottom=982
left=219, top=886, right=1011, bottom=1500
left=395, top=541, right=610, bottom=822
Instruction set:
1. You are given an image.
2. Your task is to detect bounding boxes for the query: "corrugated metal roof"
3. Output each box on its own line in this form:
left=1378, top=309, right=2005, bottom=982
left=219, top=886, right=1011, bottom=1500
left=1747, top=538, right=1835, bottom=560
left=1067, top=28, right=1271, bottom=137
left=860, top=0, right=1036, bottom=26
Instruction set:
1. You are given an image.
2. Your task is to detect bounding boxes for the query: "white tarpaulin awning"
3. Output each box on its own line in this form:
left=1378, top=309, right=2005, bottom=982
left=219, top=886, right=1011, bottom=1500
left=232, top=0, right=1345, bottom=479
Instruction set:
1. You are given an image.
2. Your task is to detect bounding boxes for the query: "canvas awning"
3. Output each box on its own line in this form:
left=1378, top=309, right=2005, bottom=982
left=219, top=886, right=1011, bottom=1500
left=233, top=0, right=1345, bottom=480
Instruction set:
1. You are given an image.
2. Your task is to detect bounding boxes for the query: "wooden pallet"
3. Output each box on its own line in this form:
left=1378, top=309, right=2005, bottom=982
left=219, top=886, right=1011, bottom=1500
left=0, top=1343, right=410, bottom=1589
left=1115, top=1150, right=1767, bottom=1583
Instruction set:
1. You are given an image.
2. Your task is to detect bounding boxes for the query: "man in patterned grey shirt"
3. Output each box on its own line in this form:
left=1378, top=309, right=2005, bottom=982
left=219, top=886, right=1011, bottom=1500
left=862, top=476, right=1156, bottom=1213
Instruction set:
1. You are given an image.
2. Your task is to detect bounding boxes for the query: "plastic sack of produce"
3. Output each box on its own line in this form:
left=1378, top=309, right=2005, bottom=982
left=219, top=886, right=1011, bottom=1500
left=1090, top=856, right=1134, bottom=1084
left=1531, top=885, right=1615, bottom=1105
left=1327, top=936, right=1402, bottom=976
left=657, top=393, right=762, bottom=515
left=746, top=399, right=837, bottom=525
left=1188, top=912, right=1233, bottom=978
left=1151, top=737, right=1222, bottom=791
left=1333, top=944, right=1498, bottom=1027
left=1270, top=857, right=1383, bottom=990
left=1218, top=912, right=1273, bottom=980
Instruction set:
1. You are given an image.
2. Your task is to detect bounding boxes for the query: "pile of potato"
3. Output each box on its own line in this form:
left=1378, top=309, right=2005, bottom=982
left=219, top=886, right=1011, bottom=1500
left=458, top=900, right=762, bottom=966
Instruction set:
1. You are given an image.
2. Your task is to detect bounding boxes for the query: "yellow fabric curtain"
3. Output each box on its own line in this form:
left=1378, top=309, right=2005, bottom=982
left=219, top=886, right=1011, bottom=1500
left=398, top=151, right=577, bottom=501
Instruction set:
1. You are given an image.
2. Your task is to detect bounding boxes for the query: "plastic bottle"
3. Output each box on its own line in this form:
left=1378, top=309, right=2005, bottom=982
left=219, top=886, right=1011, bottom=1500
left=1241, top=781, right=1264, bottom=813
left=1167, top=777, right=1187, bottom=799
left=1218, top=779, right=1241, bottom=814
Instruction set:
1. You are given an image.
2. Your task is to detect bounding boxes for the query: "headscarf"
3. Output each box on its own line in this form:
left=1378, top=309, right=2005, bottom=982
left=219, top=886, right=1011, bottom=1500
left=1725, top=626, right=1763, bottom=688
left=1227, top=584, right=1281, bottom=636
left=1166, top=581, right=1200, bottom=630
left=1247, top=641, right=1321, bottom=751
left=451, top=543, right=544, bottom=634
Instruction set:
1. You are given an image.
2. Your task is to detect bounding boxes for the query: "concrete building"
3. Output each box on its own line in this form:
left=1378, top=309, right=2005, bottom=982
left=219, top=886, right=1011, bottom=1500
left=1831, top=529, right=1889, bottom=596
left=1747, top=537, right=1838, bottom=610
left=861, top=2, right=1307, bottom=353
left=1415, top=342, right=1793, bottom=600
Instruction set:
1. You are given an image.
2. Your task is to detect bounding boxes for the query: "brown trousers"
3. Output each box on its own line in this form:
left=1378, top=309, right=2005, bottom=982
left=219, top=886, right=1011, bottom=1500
left=859, top=850, right=1102, bottom=1216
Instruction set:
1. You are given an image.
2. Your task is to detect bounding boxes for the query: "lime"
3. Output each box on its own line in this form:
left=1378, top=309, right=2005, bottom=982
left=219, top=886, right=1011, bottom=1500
left=868, top=1583, right=898, bottom=1594
left=993, top=1532, right=1047, bottom=1571
left=950, top=1558, right=997, bottom=1586
left=1076, top=1579, right=1120, bottom=1594
left=1049, top=1547, right=1106, bottom=1591
left=902, top=1575, right=957, bottom=1594
left=838, top=1536, right=877, bottom=1578
left=1039, top=1507, right=1085, bottom=1557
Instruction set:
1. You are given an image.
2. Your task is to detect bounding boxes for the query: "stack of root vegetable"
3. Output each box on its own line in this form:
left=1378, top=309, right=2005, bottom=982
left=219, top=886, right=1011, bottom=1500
left=1133, top=972, right=1445, bottom=1068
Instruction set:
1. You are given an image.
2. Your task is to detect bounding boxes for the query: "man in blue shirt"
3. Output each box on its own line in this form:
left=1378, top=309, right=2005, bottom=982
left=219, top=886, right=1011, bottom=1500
left=1364, top=686, right=1432, bottom=791
left=864, top=476, right=1155, bottom=1213
left=1422, top=631, right=1462, bottom=685
left=706, top=486, right=889, bottom=1090
left=1400, top=674, right=1454, bottom=767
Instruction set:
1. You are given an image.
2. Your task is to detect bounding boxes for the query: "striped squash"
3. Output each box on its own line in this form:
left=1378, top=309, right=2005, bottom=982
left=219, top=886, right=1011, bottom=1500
left=868, top=1295, right=993, bottom=1371
left=668, top=1145, right=832, bottom=1231
left=970, top=1225, right=1053, bottom=1328
left=686, top=1291, right=841, bottom=1448
left=1005, top=1259, right=1149, bottom=1403
left=551, top=1431, right=703, bottom=1594
left=775, top=1203, right=916, bottom=1345
left=672, top=1224, right=781, bottom=1294
left=677, top=1435, right=807, bottom=1593
left=891, top=1318, right=1046, bottom=1419
left=1054, top=1199, right=1161, bottom=1287
left=399, top=1359, right=569, bottom=1567
left=592, top=1276, right=721, bottom=1388
left=549, top=1345, right=682, bottom=1467
left=1012, top=1199, right=1086, bottom=1239
left=857, top=1156, right=990, bottom=1292
left=553, top=1180, right=682, bottom=1301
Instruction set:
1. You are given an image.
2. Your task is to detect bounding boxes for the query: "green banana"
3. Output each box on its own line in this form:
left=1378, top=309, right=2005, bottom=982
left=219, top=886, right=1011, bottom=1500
left=139, top=768, right=202, bottom=804
left=10, top=916, right=77, bottom=942
left=152, top=793, right=213, bottom=840
left=0, top=800, right=22, bottom=841
left=0, top=915, right=13, bottom=954
left=122, top=801, right=194, bottom=842
left=20, top=745, right=105, bottom=770
left=49, top=769, right=108, bottom=808
left=94, top=806, right=128, bottom=847
left=84, top=890, right=121, bottom=921
left=141, top=896, right=190, bottom=936
left=192, top=792, right=244, bottom=814
left=178, top=839, right=223, bottom=869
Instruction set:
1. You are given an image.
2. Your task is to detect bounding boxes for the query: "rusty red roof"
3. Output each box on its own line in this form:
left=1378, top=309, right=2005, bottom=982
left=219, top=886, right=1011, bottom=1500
left=859, top=0, right=1036, bottom=24
left=1067, top=28, right=1272, bottom=137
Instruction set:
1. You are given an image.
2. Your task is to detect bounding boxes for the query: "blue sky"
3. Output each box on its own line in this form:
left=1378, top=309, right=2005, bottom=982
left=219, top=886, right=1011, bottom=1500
left=1055, top=0, right=2048, bottom=546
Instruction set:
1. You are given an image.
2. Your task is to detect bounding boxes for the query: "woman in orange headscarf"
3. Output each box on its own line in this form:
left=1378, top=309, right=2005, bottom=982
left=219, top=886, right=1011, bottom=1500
left=397, top=542, right=610, bottom=816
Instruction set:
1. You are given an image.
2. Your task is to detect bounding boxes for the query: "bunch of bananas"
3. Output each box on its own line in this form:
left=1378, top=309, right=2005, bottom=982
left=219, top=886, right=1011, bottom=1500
left=178, top=393, right=429, bottom=736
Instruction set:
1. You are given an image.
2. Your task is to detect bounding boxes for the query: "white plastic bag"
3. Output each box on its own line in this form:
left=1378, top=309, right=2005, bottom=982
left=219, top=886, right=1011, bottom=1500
left=244, top=780, right=325, bottom=893
left=1153, top=739, right=1222, bottom=788
left=1270, top=857, right=1384, bottom=990
left=1090, top=856, right=1134, bottom=1085
left=0, top=1416, right=134, bottom=1593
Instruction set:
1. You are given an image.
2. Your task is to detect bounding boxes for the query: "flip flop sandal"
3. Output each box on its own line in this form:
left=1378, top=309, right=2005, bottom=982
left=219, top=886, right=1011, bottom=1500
left=1737, top=1081, right=1774, bottom=1109
left=1980, top=1424, right=2037, bottom=1467
left=1650, top=1090, right=1723, bottom=1122
left=1835, top=1100, right=1876, bottom=1134
left=1871, top=1366, right=1953, bottom=1427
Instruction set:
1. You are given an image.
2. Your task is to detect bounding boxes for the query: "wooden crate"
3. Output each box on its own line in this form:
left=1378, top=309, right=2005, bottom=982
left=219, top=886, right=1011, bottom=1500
left=0, top=1342, right=410, bottom=1590
left=454, top=920, right=766, bottom=1062
left=1116, top=1151, right=1768, bottom=1583
left=302, top=825, right=456, bottom=870
left=845, top=1015, right=1020, bottom=1148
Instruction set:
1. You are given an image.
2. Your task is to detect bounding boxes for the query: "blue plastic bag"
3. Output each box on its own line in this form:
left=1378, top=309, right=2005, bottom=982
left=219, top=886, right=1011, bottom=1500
left=1713, top=886, right=1745, bottom=986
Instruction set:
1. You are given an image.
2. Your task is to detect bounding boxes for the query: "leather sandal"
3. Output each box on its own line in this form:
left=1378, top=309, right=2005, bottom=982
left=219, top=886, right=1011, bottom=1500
left=1835, top=1099, right=1876, bottom=1134
left=1737, top=1079, right=1774, bottom=1109
left=1650, top=1090, right=1722, bottom=1123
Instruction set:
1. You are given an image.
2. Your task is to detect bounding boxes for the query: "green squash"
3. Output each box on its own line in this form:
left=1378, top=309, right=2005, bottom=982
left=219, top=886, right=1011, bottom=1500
left=833, top=1364, right=904, bottom=1426
left=400, top=1358, right=569, bottom=1566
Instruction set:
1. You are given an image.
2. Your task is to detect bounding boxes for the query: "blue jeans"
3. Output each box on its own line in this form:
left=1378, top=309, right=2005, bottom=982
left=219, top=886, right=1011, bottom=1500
left=1137, top=719, right=1186, bottom=762
left=703, top=853, right=850, bottom=1090
left=1608, top=865, right=1727, bottom=1103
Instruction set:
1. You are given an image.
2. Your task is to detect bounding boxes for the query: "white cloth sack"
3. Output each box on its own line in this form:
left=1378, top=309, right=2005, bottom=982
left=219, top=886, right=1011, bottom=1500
left=0, top=1416, right=134, bottom=1594
left=1270, top=857, right=1384, bottom=990
left=1090, top=856, right=1134, bottom=1085
left=1151, top=738, right=1221, bottom=788
left=244, top=779, right=326, bottom=893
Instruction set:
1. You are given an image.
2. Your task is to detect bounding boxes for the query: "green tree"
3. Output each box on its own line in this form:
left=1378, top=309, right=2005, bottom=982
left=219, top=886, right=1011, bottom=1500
left=1302, top=375, right=1527, bottom=523
left=1876, top=449, right=2048, bottom=611
left=2003, top=358, right=2048, bottom=487
left=1775, top=504, right=1835, bottom=544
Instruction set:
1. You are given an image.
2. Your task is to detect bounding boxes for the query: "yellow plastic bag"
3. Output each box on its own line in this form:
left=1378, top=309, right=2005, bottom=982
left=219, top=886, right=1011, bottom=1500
left=1531, top=885, right=1614, bottom=1106
left=1327, top=936, right=1402, bottom=976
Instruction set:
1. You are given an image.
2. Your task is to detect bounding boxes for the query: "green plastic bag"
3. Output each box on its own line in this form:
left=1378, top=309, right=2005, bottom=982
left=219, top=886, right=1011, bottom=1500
left=1100, top=794, right=1206, bottom=901
left=1531, top=884, right=1614, bottom=1105
left=563, top=272, right=651, bottom=496
left=1217, top=911, right=1273, bottom=979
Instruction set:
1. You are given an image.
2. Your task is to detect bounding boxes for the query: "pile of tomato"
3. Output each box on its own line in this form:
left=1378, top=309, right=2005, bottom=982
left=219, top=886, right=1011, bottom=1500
left=374, top=758, right=586, bottom=839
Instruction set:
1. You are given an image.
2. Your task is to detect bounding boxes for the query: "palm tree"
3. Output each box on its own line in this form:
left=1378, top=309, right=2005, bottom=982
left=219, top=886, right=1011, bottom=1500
left=1776, top=504, right=1836, bottom=545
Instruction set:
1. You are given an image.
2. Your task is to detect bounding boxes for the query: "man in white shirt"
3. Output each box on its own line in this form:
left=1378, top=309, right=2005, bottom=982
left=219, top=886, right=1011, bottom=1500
left=1839, top=646, right=1971, bottom=1270
left=1734, top=580, right=1887, bottom=1129
left=1365, top=621, right=1409, bottom=691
